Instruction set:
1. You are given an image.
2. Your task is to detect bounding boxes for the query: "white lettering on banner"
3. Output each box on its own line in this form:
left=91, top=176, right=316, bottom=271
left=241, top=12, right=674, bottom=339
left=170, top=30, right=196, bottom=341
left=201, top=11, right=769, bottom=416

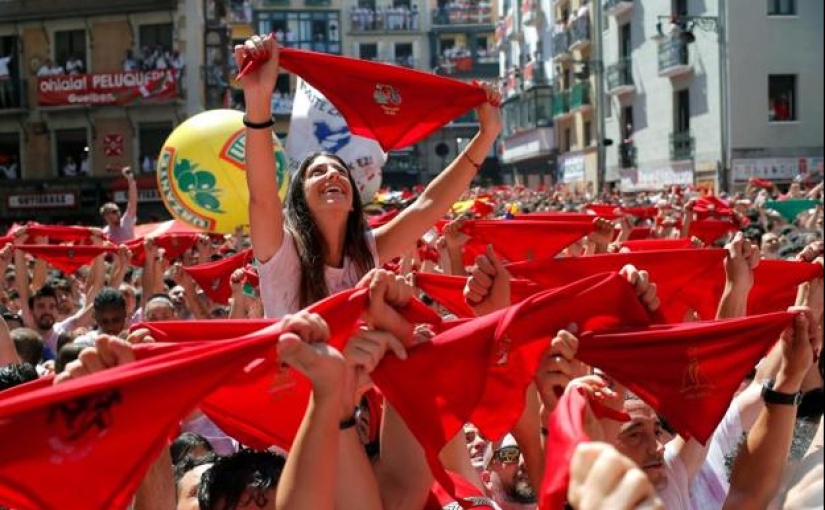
left=562, top=156, right=585, bottom=184
left=38, top=76, right=88, bottom=93
left=7, top=192, right=77, bottom=209
left=620, top=164, right=693, bottom=192
left=732, top=157, right=822, bottom=181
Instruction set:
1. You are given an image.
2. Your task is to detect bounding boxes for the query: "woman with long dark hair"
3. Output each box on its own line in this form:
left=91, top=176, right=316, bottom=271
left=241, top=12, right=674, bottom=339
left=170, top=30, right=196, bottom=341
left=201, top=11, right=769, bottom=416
left=234, top=34, right=502, bottom=317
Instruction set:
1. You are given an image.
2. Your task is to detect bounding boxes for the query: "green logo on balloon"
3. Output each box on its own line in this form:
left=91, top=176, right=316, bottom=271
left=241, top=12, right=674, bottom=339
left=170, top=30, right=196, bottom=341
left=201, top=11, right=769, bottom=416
left=173, top=158, right=224, bottom=213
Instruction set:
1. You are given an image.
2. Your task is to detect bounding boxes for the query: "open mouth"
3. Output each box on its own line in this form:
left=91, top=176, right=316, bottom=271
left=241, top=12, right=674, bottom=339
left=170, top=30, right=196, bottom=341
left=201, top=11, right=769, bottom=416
left=322, top=184, right=346, bottom=197
left=643, top=461, right=664, bottom=470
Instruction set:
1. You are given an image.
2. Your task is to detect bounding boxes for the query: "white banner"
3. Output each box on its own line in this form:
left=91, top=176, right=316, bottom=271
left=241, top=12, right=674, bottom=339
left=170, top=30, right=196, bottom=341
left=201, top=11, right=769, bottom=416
left=285, top=79, right=387, bottom=203
left=732, top=157, right=822, bottom=182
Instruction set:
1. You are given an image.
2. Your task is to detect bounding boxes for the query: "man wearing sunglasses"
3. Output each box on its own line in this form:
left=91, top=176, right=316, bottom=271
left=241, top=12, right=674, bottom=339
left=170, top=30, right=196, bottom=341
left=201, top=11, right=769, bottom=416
left=481, top=434, right=537, bottom=510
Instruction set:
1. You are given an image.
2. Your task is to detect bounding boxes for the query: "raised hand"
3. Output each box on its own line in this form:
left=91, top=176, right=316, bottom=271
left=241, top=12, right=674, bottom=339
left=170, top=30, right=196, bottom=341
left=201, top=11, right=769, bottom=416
left=568, top=442, right=665, bottom=510
left=723, top=232, right=760, bottom=291
left=463, top=244, right=511, bottom=316
left=535, top=330, right=588, bottom=411
left=619, top=265, right=660, bottom=312
left=54, top=335, right=136, bottom=384
left=233, top=33, right=280, bottom=116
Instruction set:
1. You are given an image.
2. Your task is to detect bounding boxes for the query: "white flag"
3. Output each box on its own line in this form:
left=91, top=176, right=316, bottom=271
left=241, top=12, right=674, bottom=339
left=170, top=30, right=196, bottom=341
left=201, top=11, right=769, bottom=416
left=285, top=78, right=387, bottom=204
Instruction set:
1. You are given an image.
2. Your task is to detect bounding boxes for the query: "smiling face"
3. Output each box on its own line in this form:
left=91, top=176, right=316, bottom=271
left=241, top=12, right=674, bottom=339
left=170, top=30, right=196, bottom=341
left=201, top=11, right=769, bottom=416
left=302, top=154, right=354, bottom=217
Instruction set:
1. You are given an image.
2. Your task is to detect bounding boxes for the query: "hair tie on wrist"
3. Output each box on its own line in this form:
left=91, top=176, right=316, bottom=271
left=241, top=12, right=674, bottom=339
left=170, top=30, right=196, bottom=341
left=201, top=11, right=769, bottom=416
left=243, top=115, right=275, bottom=129
left=462, top=152, right=482, bottom=171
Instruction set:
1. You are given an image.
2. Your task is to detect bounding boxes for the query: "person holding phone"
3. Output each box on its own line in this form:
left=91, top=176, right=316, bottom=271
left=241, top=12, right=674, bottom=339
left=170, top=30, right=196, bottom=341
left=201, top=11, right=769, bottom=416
left=100, top=166, right=138, bottom=243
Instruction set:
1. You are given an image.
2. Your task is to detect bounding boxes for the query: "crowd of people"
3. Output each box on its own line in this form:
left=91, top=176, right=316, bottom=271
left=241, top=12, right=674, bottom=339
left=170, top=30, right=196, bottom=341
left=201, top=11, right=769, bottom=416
left=350, top=3, right=421, bottom=31
left=0, top=34, right=823, bottom=510
left=123, top=46, right=185, bottom=74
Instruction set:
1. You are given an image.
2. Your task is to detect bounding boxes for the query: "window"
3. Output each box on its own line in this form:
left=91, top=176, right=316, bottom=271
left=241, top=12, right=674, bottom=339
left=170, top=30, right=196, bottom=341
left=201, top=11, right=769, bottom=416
left=0, top=36, right=22, bottom=110
left=620, top=23, right=631, bottom=58
left=622, top=106, right=634, bottom=140
left=768, top=0, right=795, bottom=15
left=564, top=128, right=572, bottom=152
left=584, top=121, right=592, bottom=147
left=358, top=43, right=378, bottom=61
left=769, top=74, right=796, bottom=121
left=54, top=30, right=86, bottom=74
left=138, top=123, right=173, bottom=175
left=673, top=0, right=688, bottom=16
left=394, top=42, right=413, bottom=66
left=0, top=133, right=21, bottom=180
left=140, top=24, right=174, bottom=52
left=675, top=89, right=690, bottom=133
left=55, top=129, right=89, bottom=178
left=259, top=11, right=342, bottom=54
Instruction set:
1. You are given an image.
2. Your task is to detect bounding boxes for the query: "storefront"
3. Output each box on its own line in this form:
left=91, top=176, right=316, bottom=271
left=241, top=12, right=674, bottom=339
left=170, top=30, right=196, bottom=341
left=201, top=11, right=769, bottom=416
left=619, top=161, right=694, bottom=193
left=731, top=156, right=823, bottom=190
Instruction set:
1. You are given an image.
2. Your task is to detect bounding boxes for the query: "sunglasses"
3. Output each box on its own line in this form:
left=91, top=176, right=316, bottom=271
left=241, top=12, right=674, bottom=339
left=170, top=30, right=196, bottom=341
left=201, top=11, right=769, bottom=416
left=493, top=445, right=521, bottom=464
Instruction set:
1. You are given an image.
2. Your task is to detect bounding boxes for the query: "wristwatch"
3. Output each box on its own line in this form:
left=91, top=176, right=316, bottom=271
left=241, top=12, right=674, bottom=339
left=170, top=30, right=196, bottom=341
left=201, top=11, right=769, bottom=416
left=761, top=380, right=803, bottom=406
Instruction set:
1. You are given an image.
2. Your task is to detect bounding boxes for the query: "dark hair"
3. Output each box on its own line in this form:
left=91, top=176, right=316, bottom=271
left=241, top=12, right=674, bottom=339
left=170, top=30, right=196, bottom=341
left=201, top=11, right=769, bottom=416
left=198, top=449, right=286, bottom=510
left=10, top=328, right=44, bottom=365
left=93, top=287, right=126, bottom=312
left=28, top=285, right=58, bottom=310
left=284, top=152, right=375, bottom=308
left=175, top=452, right=220, bottom=486
left=0, top=363, right=39, bottom=392
left=56, top=343, right=84, bottom=373
left=171, top=432, right=215, bottom=466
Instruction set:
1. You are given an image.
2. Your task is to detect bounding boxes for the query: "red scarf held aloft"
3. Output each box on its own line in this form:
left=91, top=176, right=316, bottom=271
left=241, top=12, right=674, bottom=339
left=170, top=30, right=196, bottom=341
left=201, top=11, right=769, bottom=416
left=134, top=288, right=440, bottom=450
left=125, top=233, right=200, bottom=266
left=506, top=249, right=727, bottom=323
left=372, top=272, right=653, bottom=501
left=13, top=245, right=119, bottom=275
left=692, top=195, right=734, bottom=220
left=518, top=212, right=620, bottom=222
left=0, top=326, right=279, bottom=510
left=578, top=311, right=796, bottom=443
left=278, top=48, right=488, bottom=151
left=424, top=471, right=499, bottom=510
left=413, top=271, right=542, bottom=319
left=678, top=259, right=825, bottom=320
left=540, top=311, right=797, bottom=510
left=587, top=205, right=659, bottom=219
left=628, top=226, right=652, bottom=240
left=539, top=388, right=593, bottom=510
left=619, top=238, right=695, bottom=252
left=460, top=220, right=597, bottom=264
left=367, top=209, right=400, bottom=229
left=8, top=223, right=106, bottom=245
left=688, top=219, right=739, bottom=245
left=182, top=249, right=254, bottom=304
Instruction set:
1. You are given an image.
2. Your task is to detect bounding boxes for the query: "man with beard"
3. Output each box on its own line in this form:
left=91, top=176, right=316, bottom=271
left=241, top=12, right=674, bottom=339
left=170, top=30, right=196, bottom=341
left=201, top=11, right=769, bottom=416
left=481, top=435, right=537, bottom=510
left=18, top=285, right=93, bottom=358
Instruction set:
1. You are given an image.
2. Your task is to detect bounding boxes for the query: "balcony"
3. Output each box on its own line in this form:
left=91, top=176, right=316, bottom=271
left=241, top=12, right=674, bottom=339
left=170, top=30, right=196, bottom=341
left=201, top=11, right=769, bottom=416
left=569, top=16, right=591, bottom=51
left=0, top=0, right=176, bottom=21
left=603, top=0, right=634, bottom=17
left=658, top=38, right=692, bottom=78
left=606, top=58, right=635, bottom=95
left=570, top=82, right=592, bottom=111
left=670, top=131, right=694, bottom=161
left=304, top=0, right=331, bottom=4
left=434, top=54, right=498, bottom=78
left=552, top=91, right=571, bottom=118
left=431, top=5, right=494, bottom=26
left=0, top=79, right=27, bottom=112
left=552, top=30, right=571, bottom=61
left=349, top=6, right=421, bottom=33
left=618, top=142, right=637, bottom=168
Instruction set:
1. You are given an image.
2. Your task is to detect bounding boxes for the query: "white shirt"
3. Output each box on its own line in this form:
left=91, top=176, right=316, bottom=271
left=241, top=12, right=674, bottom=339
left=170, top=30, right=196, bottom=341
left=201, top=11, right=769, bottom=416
left=659, top=443, right=691, bottom=510
left=258, top=227, right=379, bottom=318
left=689, top=399, right=745, bottom=510
left=0, top=56, right=11, bottom=78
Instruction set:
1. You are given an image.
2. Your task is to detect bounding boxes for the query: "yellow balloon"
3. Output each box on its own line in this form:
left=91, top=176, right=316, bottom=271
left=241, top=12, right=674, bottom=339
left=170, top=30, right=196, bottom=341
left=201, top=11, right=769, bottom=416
left=156, top=109, right=289, bottom=234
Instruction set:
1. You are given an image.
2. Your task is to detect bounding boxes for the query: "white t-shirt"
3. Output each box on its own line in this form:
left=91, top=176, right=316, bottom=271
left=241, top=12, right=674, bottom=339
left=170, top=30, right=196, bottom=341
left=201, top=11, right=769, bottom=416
left=659, top=443, right=691, bottom=510
left=103, top=211, right=137, bottom=244
left=689, top=399, right=745, bottom=510
left=258, top=227, right=379, bottom=318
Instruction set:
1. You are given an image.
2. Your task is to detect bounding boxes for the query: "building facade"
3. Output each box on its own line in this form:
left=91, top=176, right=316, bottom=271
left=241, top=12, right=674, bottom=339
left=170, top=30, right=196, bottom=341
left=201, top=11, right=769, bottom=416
left=552, top=0, right=598, bottom=191
left=0, top=0, right=206, bottom=224
left=497, top=0, right=555, bottom=189
left=601, top=0, right=823, bottom=193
